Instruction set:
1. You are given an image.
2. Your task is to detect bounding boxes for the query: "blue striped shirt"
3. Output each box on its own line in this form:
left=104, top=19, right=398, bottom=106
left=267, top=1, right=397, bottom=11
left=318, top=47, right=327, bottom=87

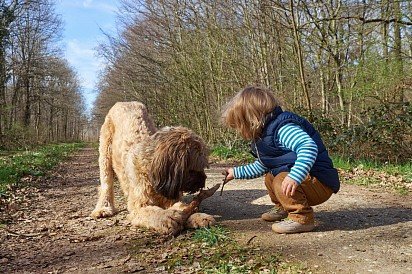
left=233, top=123, right=318, bottom=184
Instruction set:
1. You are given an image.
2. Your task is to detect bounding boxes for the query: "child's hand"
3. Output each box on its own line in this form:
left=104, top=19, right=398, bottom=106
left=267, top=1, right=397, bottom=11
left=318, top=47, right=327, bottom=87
left=281, top=176, right=298, bottom=197
left=223, top=168, right=235, bottom=182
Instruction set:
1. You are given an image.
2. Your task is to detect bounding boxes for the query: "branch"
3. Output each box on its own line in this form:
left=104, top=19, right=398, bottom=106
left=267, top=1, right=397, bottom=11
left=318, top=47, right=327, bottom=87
left=303, top=16, right=412, bottom=27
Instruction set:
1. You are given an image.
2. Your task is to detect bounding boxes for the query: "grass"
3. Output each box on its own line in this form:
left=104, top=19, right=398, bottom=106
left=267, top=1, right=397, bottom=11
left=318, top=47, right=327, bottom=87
left=130, top=225, right=297, bottom=273
left=189, top=226, right=279, bottom=273
left=333, top=156, right=411, bottom=194
left=332, top=156, right=412, bottom=176
left=192, top=225, right=229, bottom=246
left=0, top=143, right=85, bottom=195
left=210, top=145, right=254, bottom=163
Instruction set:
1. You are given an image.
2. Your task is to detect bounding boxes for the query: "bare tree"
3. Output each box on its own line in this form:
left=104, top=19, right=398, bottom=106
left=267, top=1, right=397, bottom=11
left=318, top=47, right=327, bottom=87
left=0, top=0, right=87, bottom=148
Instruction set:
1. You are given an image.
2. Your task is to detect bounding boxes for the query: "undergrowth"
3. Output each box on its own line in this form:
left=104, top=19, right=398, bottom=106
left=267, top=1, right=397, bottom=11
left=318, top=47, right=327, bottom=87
left=0, top=143, right=85, bottom=195
left=210, top=145, right=254, bottom=163
left=333, top=156, right=412, bottom=175
left=333, top=156, right=411, bottom=194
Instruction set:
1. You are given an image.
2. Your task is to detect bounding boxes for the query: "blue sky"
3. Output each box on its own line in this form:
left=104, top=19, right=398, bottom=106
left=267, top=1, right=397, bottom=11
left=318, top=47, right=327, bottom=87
left=55, top=0, right=120, bottom=113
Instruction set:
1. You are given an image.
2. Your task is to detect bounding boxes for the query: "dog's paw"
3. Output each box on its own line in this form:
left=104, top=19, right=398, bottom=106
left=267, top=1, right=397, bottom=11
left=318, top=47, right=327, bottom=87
left=186, top=213, right=216, bottom=229
left=90, top=207, right=116, bottom=219
left=156, top=210, right=184, bottom=235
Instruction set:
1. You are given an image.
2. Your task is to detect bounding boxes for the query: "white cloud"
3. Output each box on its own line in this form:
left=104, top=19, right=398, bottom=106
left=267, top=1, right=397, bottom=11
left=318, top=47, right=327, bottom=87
left=82, top=0, right=93, bottom=6
left=60, top=0, right=117, bottom=14
left=65, top=39, right=104, bottom=90
left=57, top=1, right=118, bottom=111
left=64, top=39, right=106, bottom=111
left=82, top=0, right=118, bottom=13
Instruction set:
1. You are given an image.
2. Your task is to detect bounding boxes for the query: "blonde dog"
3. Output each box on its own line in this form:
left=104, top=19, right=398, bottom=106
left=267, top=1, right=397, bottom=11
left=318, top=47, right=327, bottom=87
left=91, top=102, right=215, bottom=234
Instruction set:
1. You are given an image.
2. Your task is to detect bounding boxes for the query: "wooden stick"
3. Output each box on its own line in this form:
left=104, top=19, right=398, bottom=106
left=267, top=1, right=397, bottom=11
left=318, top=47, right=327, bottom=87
left=220, top=171, right=229, bottom=196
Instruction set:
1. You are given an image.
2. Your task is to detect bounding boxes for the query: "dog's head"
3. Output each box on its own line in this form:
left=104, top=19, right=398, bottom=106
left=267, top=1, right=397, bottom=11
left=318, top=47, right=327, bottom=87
left=149, top=126, right=209, bottom=200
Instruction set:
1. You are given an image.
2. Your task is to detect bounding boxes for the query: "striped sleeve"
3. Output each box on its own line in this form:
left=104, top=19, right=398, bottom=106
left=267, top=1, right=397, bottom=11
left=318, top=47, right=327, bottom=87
left=233, top=160, right=269, bottom=179
left=277, top=123, right=318, bottom=184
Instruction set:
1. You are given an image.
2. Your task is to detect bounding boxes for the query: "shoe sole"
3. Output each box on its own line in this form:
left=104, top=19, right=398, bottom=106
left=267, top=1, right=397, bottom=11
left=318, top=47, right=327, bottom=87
left=272, top=224, right=315, bottom=234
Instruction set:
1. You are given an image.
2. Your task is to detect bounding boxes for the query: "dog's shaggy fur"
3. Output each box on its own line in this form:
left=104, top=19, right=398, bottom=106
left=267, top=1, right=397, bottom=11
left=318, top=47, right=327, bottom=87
left=91, top=102, right=215, bottom=234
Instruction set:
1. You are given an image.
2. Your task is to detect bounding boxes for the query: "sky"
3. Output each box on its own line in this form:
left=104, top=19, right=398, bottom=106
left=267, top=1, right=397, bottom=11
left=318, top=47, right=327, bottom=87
left=55, top=0, right=120, bottom=113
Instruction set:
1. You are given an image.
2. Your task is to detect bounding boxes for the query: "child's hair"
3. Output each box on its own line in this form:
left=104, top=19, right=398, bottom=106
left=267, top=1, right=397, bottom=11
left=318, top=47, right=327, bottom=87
left=221, top=85, right=280, bottom=140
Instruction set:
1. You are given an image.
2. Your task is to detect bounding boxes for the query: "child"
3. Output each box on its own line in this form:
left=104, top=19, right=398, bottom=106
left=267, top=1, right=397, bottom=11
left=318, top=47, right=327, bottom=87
left=221, top=86, right=340, bottom=234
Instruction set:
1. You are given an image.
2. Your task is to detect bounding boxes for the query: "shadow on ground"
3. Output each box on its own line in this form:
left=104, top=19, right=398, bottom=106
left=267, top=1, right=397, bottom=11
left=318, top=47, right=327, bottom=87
left=316, top=207, right=412, bottom=231
left=202, top=189, right=412, bottom=232
left=201, top=189, right=272, bottom=221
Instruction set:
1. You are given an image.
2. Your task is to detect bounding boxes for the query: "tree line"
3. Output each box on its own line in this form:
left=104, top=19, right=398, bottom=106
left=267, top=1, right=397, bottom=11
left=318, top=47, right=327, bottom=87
left=0, top=0, right=86, bottom=149
left=95, top=0, right=409, bottom=163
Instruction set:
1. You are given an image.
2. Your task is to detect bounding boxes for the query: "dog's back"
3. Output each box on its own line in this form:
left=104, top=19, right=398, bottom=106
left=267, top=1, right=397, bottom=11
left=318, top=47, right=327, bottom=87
left=99, top=102, right=157, bottom=183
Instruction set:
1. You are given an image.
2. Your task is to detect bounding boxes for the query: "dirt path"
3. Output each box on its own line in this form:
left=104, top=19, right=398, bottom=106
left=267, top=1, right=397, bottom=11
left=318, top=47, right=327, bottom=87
left=1, top=147, right=411, bottom=273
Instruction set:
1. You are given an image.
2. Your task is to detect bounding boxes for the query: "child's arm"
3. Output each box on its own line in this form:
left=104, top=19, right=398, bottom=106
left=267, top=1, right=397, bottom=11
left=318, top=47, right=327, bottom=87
left=233, top=160, right=269, bottom=179
left=277, top=123, right=318, bottom=185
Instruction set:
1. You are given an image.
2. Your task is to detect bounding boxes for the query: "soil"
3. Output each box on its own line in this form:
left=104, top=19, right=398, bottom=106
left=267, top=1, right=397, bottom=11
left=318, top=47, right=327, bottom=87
left=0, top=147, right=411, bottom=273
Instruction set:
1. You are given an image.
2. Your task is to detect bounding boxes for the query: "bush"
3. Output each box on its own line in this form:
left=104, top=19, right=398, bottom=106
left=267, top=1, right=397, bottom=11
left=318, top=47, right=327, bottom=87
left=0, top=124, right=38, bottom=150
left=331, top=102, right=412, bottom=163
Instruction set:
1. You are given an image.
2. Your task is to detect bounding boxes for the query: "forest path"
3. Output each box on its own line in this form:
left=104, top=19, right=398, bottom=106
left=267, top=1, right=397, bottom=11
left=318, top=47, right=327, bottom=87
left=205, top=165, right=412, bottom=273
left=1, top=147, right=411, bottom=273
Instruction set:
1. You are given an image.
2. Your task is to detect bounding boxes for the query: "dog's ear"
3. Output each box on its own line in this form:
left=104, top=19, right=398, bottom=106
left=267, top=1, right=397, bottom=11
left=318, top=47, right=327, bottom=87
left=149, top=129, right=191, bottom=200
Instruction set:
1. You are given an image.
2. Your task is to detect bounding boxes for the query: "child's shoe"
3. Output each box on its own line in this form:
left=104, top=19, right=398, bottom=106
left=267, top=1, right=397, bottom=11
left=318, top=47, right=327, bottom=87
left=272, top=219, right=315, bottom=234
left=261, top=207, right=287, bottom=222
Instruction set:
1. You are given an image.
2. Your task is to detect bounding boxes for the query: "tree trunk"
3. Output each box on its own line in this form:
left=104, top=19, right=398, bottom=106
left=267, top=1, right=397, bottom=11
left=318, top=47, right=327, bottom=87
left=381, top=0, right=389, bottom=101
left=393, top=0, right=404, bottom=102
left=0, top=47, right=5, bottom=137
left=290, top=0, right=312, bottom=118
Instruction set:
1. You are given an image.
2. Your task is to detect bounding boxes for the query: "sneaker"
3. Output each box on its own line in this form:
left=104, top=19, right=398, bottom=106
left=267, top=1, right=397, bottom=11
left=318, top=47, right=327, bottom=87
left=272, top=219, right=315, bottom=234
left=261, top=207, right=288, bottom=222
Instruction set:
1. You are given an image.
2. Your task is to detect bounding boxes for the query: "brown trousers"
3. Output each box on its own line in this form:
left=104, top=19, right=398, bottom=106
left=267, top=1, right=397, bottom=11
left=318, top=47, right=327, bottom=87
left=264, top=172, right=334, bottom=224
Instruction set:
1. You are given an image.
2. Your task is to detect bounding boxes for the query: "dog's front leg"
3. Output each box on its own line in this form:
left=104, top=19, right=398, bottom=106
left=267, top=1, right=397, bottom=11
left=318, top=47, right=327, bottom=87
left=129, top=206, right=185, bottom=235
left=170, top=202, right=216, bottom=229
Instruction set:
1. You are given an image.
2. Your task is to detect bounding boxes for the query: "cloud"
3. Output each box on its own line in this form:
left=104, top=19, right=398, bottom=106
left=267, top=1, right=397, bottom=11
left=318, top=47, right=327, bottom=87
left=64, top=39, right=105, bottom=110
left=60, top=0, right=117, bottom=14
left=65, top=39, right=104, bottom=90
left=57, top=0, right=118, bottom=111
left=82, top=0, right=118, bottom=14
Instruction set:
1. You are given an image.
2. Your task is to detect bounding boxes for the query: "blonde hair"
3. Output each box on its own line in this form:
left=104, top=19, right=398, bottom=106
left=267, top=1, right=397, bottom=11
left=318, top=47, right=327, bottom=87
left=221, top=86, right=280, bottom=140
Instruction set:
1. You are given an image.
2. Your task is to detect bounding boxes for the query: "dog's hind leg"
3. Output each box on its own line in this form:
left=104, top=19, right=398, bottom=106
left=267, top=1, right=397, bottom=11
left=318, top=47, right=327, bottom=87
left=91, top=117, right=116, bottom=218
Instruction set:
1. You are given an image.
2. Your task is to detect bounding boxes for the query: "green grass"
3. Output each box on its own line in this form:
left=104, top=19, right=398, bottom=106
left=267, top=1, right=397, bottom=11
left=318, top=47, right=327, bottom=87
left=333, top=156, right=411, bottom=195
left=333, top=156, right=412, bottom=179
left=192, top=225, right=229, bottom=246
left=168, top=226, right=281, bottom=273
left=332, top=156, right=412, bottom=175
left=131, top=225, right=292, bottom=273
left=211, top=145, right=254, bottom=163
left=0, top=143, right=85, bottom=195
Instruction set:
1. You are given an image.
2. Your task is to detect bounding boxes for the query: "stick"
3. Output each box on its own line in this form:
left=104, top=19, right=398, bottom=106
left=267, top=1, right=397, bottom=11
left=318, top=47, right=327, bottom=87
left=246, top=235, right=257, bottom=245
left=220, top=171, right=229, bottom=196
left=2, top=227, right=46, bottom=237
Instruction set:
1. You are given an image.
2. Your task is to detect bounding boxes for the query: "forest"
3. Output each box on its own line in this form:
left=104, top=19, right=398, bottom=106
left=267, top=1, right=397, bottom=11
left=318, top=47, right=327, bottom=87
left=1, top=0, right=411, bottom=162
left=0, top=1, right=411, bottom=273
left=0, top=0, right=86, bottom=149
left=93, top=0, right=411, bottom=163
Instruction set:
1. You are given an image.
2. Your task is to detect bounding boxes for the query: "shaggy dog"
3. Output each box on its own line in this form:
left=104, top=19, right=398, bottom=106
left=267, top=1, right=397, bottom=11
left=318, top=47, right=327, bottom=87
left=91, top=102, right=215, bottom=234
